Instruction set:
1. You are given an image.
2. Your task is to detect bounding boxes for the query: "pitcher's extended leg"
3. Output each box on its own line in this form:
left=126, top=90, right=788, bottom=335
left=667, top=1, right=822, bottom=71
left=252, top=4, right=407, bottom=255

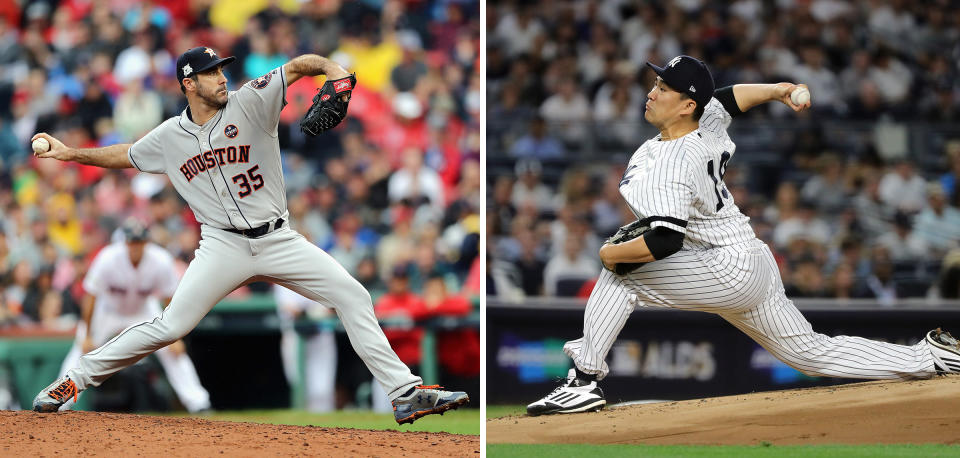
left=721, top=246, right=936, bottom=379
left=261, top=229, right=421, bottom=399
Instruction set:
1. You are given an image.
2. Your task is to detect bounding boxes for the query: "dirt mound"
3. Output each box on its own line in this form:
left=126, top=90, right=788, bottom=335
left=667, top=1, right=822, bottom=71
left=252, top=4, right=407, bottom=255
left=488, top=377, right=960, bottom=445
left=1, top=410, right=479, bottom=457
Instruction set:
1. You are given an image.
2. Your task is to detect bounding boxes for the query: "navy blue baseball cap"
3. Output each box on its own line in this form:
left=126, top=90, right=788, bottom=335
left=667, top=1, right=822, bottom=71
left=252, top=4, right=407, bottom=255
left=176, top=47, right=236, bottom=87
left=646, top=55, right=714, bottom=110
left=122, top=219, right=149, bottom=242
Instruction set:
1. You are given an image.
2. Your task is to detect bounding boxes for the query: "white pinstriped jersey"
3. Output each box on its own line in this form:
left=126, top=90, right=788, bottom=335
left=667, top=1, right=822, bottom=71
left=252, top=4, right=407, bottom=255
left=619, top=98, right=755, bottom=249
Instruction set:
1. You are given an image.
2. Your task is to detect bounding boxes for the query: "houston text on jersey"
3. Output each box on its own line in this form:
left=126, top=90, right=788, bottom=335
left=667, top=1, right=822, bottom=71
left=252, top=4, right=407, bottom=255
left=179, top=144, right=252, bottom=181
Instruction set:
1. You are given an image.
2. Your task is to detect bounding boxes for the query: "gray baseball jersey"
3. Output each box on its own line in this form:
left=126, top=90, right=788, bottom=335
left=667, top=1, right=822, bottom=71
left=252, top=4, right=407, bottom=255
left=563, top=97, right=938, bottom=382
left=127, top=67, right=288, bottom=230
left=62, top=65, right=423, bottom=405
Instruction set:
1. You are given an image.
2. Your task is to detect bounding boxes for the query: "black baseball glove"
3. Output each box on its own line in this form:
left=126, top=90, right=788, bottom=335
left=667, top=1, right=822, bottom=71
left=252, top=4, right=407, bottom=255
left=603, top=219, right=650, bottom=275
left=300, top=73, right=356, bottom=136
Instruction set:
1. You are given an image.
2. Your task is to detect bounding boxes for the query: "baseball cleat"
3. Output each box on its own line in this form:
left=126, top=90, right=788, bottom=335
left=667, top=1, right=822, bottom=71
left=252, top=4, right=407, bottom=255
left=527, top=368, right=606, bottom=416
left=927, top=328, right=960, bottom=374
left=33, top=375, right=81, bottom=413
left=392, top=385, right=469, bottom=425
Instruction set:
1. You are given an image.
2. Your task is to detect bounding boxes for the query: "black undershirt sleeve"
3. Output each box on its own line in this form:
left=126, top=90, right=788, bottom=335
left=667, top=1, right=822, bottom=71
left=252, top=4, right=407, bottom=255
left=642, top=226, right=685, bottom=260
left=713, top=85, right=743, bottom=118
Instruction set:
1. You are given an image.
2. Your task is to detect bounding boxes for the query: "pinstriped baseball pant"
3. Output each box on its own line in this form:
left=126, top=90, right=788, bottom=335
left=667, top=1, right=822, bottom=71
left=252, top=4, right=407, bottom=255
left=563, top=239, right=937, bottom=380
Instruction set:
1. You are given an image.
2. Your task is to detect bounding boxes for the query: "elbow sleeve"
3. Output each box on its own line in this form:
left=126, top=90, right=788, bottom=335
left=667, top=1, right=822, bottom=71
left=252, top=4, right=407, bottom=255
left=643, top=226, right=685, bottom=260
left=713, top=86, right=744, bottom=118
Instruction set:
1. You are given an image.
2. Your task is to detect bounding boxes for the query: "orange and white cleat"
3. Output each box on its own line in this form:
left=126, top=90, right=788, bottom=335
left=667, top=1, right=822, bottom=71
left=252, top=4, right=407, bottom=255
left=33, top=375, right=81, bottom=413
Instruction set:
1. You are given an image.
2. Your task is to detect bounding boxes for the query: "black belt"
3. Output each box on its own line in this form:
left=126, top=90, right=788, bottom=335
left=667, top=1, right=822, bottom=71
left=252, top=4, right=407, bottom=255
left=225, top=218, right=284, bottom=238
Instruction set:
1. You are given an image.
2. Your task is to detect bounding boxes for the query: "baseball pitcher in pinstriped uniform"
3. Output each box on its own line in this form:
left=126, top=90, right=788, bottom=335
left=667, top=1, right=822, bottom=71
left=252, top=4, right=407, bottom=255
left=527, top=55, right=960, bottom=416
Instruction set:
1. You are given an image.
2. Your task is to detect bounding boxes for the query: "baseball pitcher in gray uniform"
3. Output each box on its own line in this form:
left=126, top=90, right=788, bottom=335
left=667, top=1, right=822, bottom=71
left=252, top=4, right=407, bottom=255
left=31, top=47, right=468, bottom=424
left=527, top=55, right=960, bottom=416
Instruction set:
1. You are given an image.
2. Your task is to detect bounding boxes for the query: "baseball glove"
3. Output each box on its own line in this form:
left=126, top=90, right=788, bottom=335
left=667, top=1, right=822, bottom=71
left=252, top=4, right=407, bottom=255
left=300, top=73, right=356, bottom=136
left=603, top=219, right=650, bottom=275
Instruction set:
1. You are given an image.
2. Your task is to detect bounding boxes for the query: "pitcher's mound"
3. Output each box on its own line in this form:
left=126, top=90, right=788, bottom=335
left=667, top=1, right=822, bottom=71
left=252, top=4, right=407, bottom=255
left=1, top=410, right=479, bottom=457
left=488, top=377, right=960, bottom=445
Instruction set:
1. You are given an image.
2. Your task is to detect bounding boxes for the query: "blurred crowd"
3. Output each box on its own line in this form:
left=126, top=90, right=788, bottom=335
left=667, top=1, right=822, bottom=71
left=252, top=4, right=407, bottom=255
left=0, top=0, right=481, bottom=380
left=486, top=0, right=960, bottom=303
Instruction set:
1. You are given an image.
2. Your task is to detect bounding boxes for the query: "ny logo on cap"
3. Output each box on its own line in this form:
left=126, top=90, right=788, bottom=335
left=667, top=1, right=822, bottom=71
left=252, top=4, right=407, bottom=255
left=182, top=63, right=193, bottom=76
left=668, top=56, right=682, bottom=68
left=204, top=47, right=217, bottom=57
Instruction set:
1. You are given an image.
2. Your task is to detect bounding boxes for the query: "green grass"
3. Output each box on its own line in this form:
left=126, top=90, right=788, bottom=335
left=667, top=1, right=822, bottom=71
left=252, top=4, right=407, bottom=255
left=487, top=404, right=526, bottom=419
left=487, top=444, right=960, bottom=457
left=158, top=408, right=480, bottom=435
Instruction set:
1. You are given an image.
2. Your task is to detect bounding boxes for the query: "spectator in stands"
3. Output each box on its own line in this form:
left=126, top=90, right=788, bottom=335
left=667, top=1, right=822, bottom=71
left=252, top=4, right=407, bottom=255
left=509, top=116, right=565, bottom=160
left=328, top=211, right=371, bottom=276
left=773, top=200, right=831, bottom=251
left=876, top=211, right=928, bottom=262
left=539, top=77, right=590, bottom=147
left=794, top=45, right=842, bottom=115
left=376, top=205, right=417, bottom=282
left=879, top=160, right=928, bottom=214
left=391, top=31, right=427, bottom=93
left=940, top=249, right=960, bottom=299
left=543, top=235, right=597, bottom=297
left=785, top=258, right=829, bottom=298
left=492, top=4, right=544, bottom=58
left=863, top=246, right=899, bottom=306
left=374, top=264, right=427, bottom=369
left=839, top=50, right=873, bottom=102
left=511, top=227, right=546, bottom=296
left=800, top=153, right=849, bottom=214
left=422, top=274, right=478, bottom=394
left=852, top=172, right=893, bottom=241
left=510, top=159, right=552, bottom=214
left=827, top=262, right=867, bottom=300
left=3, top=260, right=32, bottom=324
left=940, top=141, right=960, bottom=198
left=387, top=147, right=445, bottom=212
left=914, top=182, right=960, bottom=258
left=869, top=47, right=913, bottom=106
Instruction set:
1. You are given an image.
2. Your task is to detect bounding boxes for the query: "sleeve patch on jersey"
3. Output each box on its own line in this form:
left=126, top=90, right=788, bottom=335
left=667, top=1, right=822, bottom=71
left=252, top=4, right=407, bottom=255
left=250, top=72, right=273, bottom=89
left=224, top=124, right=239, bottom=138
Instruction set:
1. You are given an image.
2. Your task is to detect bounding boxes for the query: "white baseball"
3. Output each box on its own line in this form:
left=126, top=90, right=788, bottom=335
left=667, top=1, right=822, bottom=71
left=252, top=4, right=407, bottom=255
left=32, top=137, right=50, bottom=153
left=791, top=87, right=810, bottom=105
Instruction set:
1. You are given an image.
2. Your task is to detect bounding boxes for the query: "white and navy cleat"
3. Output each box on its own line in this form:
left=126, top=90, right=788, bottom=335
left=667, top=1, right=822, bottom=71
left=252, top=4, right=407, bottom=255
left=527, top=369, right=606, bottom=416
left=927, top=328, right=960, bottom=374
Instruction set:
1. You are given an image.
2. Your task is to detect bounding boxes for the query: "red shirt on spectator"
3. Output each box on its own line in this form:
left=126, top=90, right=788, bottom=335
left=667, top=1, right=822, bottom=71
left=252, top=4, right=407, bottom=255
left=374, top=290, right=427, bottom=365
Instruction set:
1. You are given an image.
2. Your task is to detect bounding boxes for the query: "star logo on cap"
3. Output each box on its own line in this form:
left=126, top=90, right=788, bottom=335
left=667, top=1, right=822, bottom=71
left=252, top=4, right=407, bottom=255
left=204, top=47, right=217, bottom=57
left=182, top=63, right=193, bottom=76
left=668, top=56, right=682, bottom=68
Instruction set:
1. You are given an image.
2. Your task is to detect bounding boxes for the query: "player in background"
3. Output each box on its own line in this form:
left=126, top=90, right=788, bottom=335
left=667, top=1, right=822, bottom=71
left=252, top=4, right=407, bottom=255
left=273, top=285, right=336, bottom=413
left=58, top=220, right=211, bottom=413
left=30, top=46, right=467, bottom=424
left=527, top=55, right=960, bottom=416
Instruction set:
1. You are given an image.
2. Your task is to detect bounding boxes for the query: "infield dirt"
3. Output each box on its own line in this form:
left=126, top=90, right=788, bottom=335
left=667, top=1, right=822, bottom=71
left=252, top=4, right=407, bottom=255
left=1, top=410, right=479, bottom=456
left=488, top=376, right=960, bottom=445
